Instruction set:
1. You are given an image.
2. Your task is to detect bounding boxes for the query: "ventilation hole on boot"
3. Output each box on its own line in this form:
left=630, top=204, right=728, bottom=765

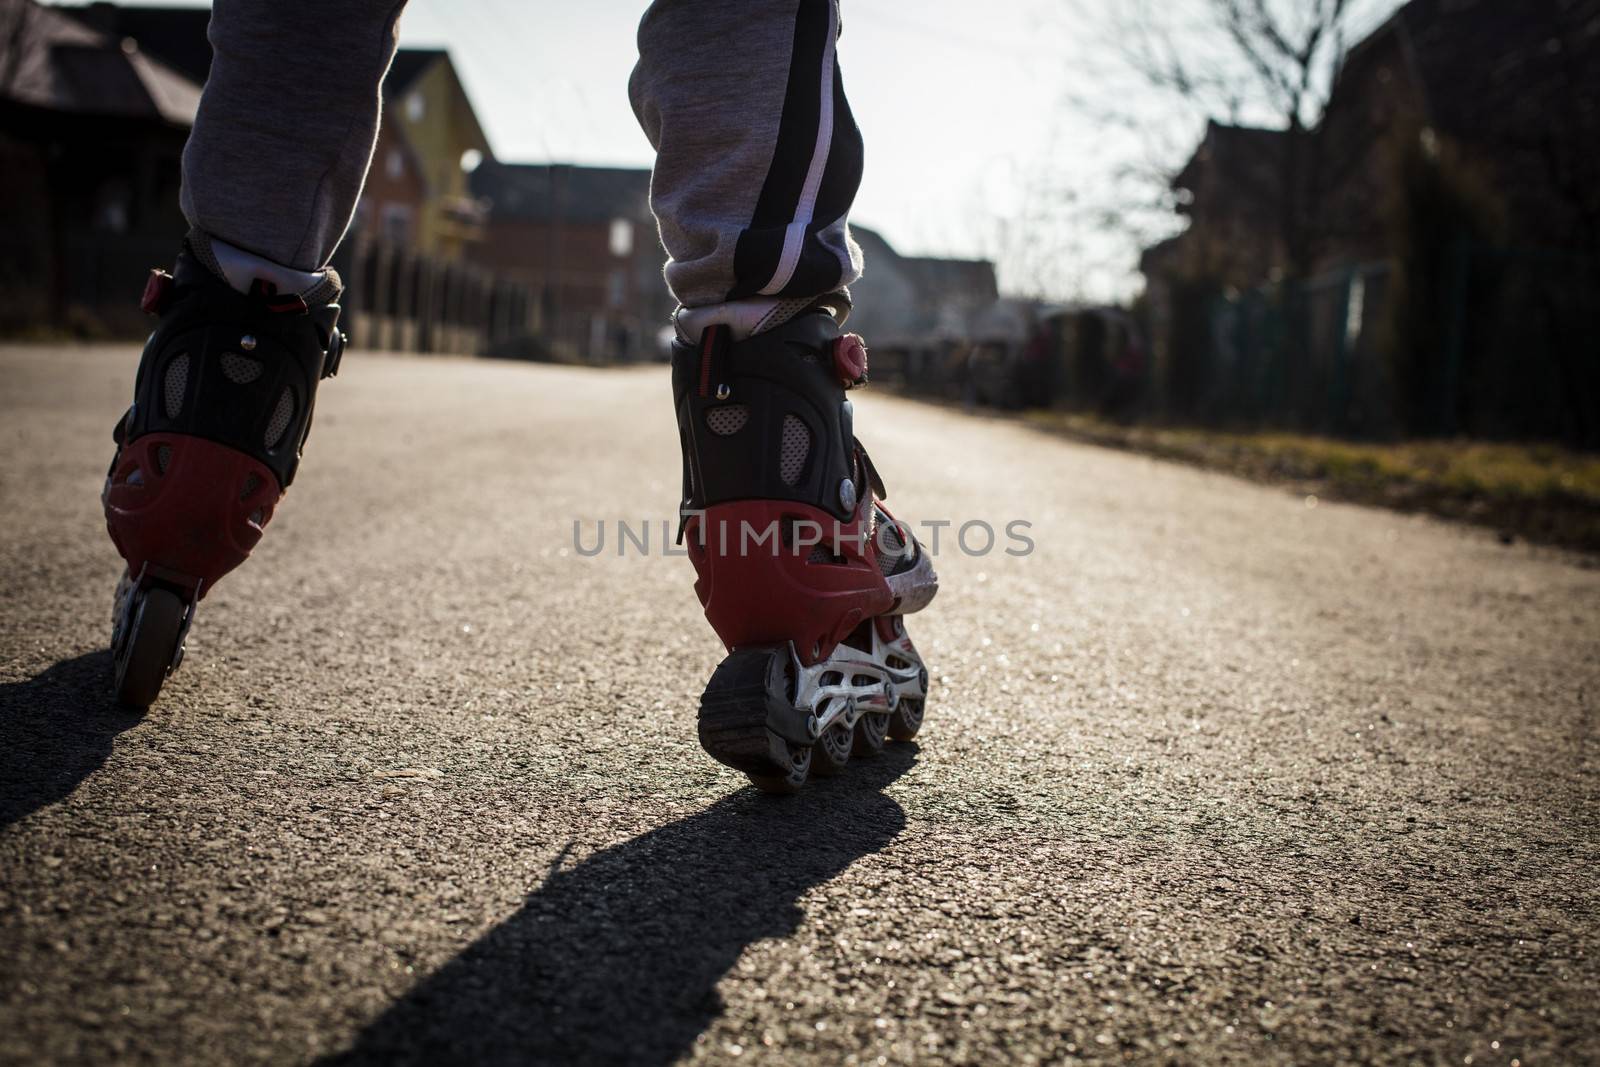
left=877, top=520, right=908, bottom=575
left=155, top=444, right=172, bottom=475
left=779, top=415, right=810, bottom=485
left=220, top=352, right=264, bottom=384
left=807, top=544, right=836, bottom=564
left=264, top=388, right=295, bottom=449
left=126, top=468, right=144, bottom=487
left=240, top=472, right=262, bottom=501
left=704, top=404, right=749, bottom=436
left=163, top=353, right=189, bottom=417
left=249, top=507, right=266, bottom=526
left=761, top=297, right=815, bottom=333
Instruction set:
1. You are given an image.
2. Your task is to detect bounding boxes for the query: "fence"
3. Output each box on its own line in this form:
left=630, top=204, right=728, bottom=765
left=1155, top=241, right=1600, bottom=447
left=1198, top=262, right=1396, bottom=437
left=330, top=237, right=537, bottom=357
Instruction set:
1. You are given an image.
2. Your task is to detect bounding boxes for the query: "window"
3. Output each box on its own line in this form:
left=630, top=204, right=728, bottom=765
left=609, top=218, right=634, bottom=258
left=93, top=179, right=132, bottom=233
left=386, top=148, right=405, bottom=180
left=406, top=92, right=425, bottom=121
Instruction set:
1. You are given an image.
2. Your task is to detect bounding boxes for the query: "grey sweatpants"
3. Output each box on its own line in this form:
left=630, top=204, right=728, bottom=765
left=181, top=0, right=864, bottom=309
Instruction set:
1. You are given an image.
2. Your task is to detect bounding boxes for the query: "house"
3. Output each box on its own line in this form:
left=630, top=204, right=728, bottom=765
left=0, top=0, right=199, bottom=333
left=1139, top=0, right=1600, bottom=440
left=59, top=8, right=490, bottom=262
left=59, top=3, right=210, bottom=81
left=844, top=224, right=1032, bottom=401
left=1146, top=0, right=1600, bottom=293
left=1312, top=0, right=1600, bottom=441
left=1315, top=0, right=1600, bottom=266
left=847, top=224, right=1000, bottom=346
left=466, top=161, right=670, bottom=362
left=363, top=49, right=491, bottom=260
left=1163, top=122, right=1290, bottom=291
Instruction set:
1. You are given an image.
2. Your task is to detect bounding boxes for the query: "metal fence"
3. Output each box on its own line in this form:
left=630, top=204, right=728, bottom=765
left=331, top=237, right=536, bottom=357
left=1186, top=242, right=1600, bottom=447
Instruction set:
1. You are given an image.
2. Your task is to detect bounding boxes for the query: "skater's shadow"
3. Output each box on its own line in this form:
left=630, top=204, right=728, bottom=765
left=323, top=744, right=919, bottom=1066
left=0, top=651, right=142, bottom=831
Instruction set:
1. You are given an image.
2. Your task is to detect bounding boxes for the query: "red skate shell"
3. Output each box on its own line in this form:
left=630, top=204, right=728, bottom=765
left=104, top=433, right=282, bottom=598
left=685, top=500, right=895, bottom=666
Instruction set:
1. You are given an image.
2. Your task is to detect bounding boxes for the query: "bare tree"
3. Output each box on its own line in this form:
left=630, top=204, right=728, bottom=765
left=1071, top=0, right=1402, bottom=280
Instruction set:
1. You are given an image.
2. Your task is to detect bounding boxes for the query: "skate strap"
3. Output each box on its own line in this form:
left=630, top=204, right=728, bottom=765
left=856, top=440, right=888, bottom=501
left=140, top=270, right=175, bottom=316
left=248, top=279, right=309, bottom=316
left=697, top=324, right=732, bottom=399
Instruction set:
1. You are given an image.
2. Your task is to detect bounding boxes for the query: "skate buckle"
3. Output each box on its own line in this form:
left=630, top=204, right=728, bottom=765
left=140, top=269, right=174, bottom=316
left=832, top=333, right=869, bottom=388
left=322, top=327, right=346, bottom=379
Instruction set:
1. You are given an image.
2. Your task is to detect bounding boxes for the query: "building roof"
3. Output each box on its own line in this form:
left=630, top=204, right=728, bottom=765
left=898, top=254, right=999, bottom=303
left=384, top=48, right=446, bottom=97
left=853, top=224, right=998, bottom=299
left=56, top=5, right=455, bottom=104
left=1171, top=121, right=1287, bottom=198
left=1, top=0, right=200, bottom=124
left=57, top=2, right=211, bottom=82
left=1345, top=0, right=1600, bottom=143
left=471, top=162, right=652, bottom=223
left=849, top=224, right=1007, bottom=343
left=1137, top=233, right=1185, bottom=277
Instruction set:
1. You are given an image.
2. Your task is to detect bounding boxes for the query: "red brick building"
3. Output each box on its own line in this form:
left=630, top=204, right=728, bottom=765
left=468, top=162, right=671, bottom=362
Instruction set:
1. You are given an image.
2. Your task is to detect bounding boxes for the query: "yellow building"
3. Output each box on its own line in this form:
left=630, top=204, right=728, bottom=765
left=372, top=49, right=494, bottom=262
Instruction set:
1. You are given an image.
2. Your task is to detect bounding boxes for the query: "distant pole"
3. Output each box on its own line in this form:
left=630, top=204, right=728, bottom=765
left=1439, top=236, right=1470, bottom=437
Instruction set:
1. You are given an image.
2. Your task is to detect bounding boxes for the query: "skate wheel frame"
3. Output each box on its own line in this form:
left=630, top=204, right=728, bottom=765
left=697, top=620, right=929, bottom=794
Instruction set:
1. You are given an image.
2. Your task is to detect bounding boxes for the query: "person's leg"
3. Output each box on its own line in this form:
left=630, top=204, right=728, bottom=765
left=105, top=0, right=401, bottom=706
left=634, top=1, right=938, bottom=792
left=182, top=0, right=407, bottom=292
left=630, top=0, right=864, bottom=338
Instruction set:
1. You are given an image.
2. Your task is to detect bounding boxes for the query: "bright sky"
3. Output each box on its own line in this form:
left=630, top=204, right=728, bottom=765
left=399, top=0, right=1404, bottom=301
left=90, top=0, right=1406, bottom=301
left=401, top=0, right=1093, bottom=292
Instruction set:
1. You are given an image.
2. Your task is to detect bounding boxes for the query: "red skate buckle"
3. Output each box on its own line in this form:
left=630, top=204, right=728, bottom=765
left=249, top=279, right=309, bottom=315
left=832, top=333, right=869, bottom=388
left=140, top=269, right=174, bottom=316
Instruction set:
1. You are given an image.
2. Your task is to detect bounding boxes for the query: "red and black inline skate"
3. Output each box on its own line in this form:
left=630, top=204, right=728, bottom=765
left=102, top=246, right=345, bottom=708
left=672, top=304, right=939, bottom=792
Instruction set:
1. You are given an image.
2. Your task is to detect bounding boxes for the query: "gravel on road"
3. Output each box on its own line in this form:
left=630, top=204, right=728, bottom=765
left=2, top=345, right=1597, bottom=1065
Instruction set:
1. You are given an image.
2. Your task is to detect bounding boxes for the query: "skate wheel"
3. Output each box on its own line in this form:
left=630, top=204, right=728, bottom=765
left=114, top=586, right=186, bottom=709
left=889, top=697, right=924, bottom=741
left=854, top=712, right=890, bottom=756
left=700, top=646, right=817, bottom=793
left=747, top=734, right=811, bottom=794
left=811, top=720, right=853, bottom=777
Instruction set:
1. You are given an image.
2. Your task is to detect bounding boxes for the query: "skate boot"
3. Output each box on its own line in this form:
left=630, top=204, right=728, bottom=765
left=102, top=246, right=345, bottom=708
left=672, top=306, right=939, bottom=793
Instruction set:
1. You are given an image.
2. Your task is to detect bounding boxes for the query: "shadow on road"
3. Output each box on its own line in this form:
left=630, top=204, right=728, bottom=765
left=0, top=651, right=141, bottom=830
left=323, top=744, right=918, bottom=1066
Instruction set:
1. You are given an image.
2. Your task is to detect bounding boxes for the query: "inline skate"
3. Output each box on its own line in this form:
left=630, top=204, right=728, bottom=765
left=672, top=305, right=938, bottom=793
left=103, top=245, right=345, bottom=708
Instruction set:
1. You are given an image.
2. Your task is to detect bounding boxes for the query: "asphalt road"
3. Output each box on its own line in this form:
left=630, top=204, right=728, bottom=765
left=2, top=344, right=1597, bottom=1066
